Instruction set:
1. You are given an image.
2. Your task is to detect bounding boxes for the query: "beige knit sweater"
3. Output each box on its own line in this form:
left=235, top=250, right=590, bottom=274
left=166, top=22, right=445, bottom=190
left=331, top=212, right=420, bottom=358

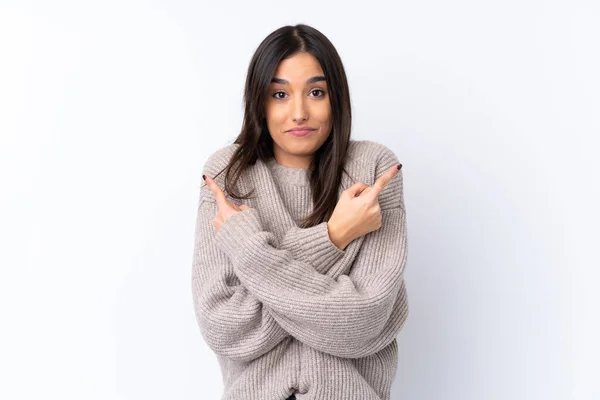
left=191, top=139, right=409, bottom=400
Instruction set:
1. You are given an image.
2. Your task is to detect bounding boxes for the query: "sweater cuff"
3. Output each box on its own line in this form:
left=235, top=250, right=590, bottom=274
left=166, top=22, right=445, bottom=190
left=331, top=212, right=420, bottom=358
left=214, top=208, right=264, bottom=261
left=284, top=222, right=346, bottom=274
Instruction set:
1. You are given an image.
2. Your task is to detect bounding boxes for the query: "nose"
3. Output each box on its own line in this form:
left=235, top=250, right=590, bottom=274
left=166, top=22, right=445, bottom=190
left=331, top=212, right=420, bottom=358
left=291, top=95, right=308, bottom=123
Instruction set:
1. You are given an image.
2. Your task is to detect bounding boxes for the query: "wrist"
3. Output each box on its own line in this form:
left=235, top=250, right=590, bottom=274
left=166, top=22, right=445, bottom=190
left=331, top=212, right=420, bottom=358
left=326, top=221, right=350, bottom=251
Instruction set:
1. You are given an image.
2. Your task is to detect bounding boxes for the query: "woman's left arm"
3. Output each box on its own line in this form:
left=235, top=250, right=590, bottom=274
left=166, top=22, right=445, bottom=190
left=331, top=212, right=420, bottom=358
left=211, top=146, right=409, bottom=359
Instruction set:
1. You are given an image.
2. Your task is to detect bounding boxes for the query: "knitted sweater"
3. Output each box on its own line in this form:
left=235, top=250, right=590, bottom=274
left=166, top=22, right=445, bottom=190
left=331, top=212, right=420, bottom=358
left=191, top=139, right=409, bottom=400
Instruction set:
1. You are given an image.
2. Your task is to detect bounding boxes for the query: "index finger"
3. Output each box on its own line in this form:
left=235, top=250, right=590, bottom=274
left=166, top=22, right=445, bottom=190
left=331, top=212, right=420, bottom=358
left=204, top=175, right=228, bottom=208
left=371, top=164, right=401, bottom=194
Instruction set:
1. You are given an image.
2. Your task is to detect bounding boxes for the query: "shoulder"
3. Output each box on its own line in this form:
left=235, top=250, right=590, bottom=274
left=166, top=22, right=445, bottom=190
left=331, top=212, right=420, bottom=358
left=347, top=140, right=400, bottom=166
left=202, top=143, right=240, bottom=177
left=199, top=143, right=241, bottom=203
left=347, top=139, right=401, bottom=177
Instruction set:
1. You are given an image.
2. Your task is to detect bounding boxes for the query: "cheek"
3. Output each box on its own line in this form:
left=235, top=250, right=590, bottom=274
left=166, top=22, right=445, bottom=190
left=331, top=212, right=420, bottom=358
left=316, top=107, right=332, bottom=126
left=265, top=105, right=286, bottom=125
left=310, top=103, right=331, bottom=122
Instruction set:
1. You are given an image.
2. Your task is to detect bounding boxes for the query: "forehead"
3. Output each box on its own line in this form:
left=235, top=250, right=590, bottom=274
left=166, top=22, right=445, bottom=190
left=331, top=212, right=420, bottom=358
left=271, top=53, right=324, bottom=84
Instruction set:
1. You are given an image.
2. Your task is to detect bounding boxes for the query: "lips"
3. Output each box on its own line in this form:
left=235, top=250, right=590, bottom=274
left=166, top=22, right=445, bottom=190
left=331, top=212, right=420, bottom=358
left=287, top=128, right=315, bottom=136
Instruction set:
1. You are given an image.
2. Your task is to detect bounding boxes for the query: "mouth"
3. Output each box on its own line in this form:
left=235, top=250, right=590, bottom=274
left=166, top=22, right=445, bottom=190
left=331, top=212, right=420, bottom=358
left=286, top=128, right=316, bottom=136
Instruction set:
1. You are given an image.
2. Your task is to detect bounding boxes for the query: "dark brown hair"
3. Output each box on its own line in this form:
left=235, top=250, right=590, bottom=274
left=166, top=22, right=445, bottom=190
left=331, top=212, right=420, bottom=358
left=209, top=24, right=353, bottom=228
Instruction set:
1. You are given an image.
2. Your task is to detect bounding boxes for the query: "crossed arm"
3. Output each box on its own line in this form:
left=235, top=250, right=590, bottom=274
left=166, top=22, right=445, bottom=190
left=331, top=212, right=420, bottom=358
left=191, top=150, right=408, bottom=362
left=192, top=201, right=350, bottom=362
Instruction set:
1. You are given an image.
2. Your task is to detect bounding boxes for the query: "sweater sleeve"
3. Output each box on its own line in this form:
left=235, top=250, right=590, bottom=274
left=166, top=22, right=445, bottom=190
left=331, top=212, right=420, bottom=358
left=213, top=204, right=408, bottom=359
left=191, top=199, right=347, bottom=362
left=191, top=199, right=287, bottom=362
left=275, top=221, right=346, bottom=275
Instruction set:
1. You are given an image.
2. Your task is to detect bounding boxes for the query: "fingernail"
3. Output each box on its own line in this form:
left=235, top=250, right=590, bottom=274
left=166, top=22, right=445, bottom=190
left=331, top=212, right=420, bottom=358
left=202, top=174, right=206, bottom=181
left=397, top=164, right=402, bottom=170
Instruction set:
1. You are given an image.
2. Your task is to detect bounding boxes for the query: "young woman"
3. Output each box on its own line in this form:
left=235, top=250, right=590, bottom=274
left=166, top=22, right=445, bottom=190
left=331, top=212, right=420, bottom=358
left=192, top=24, right=408, bottom=400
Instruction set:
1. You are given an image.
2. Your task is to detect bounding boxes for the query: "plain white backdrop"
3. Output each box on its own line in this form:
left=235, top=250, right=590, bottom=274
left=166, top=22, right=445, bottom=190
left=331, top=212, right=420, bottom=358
left=1, top=0, right=598, bottom=399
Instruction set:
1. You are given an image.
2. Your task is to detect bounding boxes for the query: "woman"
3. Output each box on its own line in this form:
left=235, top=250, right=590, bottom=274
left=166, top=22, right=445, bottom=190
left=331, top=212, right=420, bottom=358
left=192, top=24, right=408, bottom=400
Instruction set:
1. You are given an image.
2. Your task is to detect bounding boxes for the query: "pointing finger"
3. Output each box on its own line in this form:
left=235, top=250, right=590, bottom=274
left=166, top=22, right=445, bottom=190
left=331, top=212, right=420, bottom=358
left=371, top=163, right=402, bottom=194
left=204, top=175, right=228, bottom=208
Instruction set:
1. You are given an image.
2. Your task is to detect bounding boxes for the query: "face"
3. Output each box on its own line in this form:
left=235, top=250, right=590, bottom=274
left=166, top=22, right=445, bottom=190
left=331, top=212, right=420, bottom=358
left=264, top=52, right=333, bottom=169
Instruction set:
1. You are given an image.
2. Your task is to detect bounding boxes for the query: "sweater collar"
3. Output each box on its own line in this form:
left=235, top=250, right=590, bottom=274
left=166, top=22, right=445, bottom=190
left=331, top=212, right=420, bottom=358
left=265, top=157, right=311, bottom=187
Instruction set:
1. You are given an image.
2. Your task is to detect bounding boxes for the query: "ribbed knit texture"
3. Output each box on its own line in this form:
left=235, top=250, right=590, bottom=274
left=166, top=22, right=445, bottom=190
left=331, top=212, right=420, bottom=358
left=191, top=139, right=409, bottom=400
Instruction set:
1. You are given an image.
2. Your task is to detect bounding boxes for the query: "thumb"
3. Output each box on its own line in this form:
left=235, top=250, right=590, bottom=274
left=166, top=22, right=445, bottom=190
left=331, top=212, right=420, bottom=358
left=239, top=204, right=250, bottom=210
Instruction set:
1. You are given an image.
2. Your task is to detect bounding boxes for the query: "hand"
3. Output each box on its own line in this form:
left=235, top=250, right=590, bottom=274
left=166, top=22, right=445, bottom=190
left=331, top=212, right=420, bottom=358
left=203, top=175, right=251, bottom=233
left=327, top=163, right=402, bottom=250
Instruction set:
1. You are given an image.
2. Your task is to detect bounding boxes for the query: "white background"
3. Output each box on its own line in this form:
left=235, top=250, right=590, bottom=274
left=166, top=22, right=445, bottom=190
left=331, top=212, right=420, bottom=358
left=1, top=1, right=598, bottom=399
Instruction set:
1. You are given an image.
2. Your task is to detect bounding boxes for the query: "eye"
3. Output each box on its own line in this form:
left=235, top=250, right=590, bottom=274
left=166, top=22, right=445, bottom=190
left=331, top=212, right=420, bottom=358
left=271, top=89, right=326, bottom=100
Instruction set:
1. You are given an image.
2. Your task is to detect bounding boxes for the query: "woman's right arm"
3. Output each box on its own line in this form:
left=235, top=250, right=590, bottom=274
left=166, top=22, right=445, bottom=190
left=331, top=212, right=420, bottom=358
left=192, top=198, right=288, bottom=363
left=192, top=198, right=347, bottom=363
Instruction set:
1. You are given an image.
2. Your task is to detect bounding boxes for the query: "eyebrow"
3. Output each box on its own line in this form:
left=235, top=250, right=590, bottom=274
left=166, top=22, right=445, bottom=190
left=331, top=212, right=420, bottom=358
left=270, top=75, right=326, bottom=85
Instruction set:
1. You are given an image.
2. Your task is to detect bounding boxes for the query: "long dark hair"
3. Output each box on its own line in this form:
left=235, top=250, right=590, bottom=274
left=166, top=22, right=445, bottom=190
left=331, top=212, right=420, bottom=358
left=211, top=24, right=353, bottom=228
